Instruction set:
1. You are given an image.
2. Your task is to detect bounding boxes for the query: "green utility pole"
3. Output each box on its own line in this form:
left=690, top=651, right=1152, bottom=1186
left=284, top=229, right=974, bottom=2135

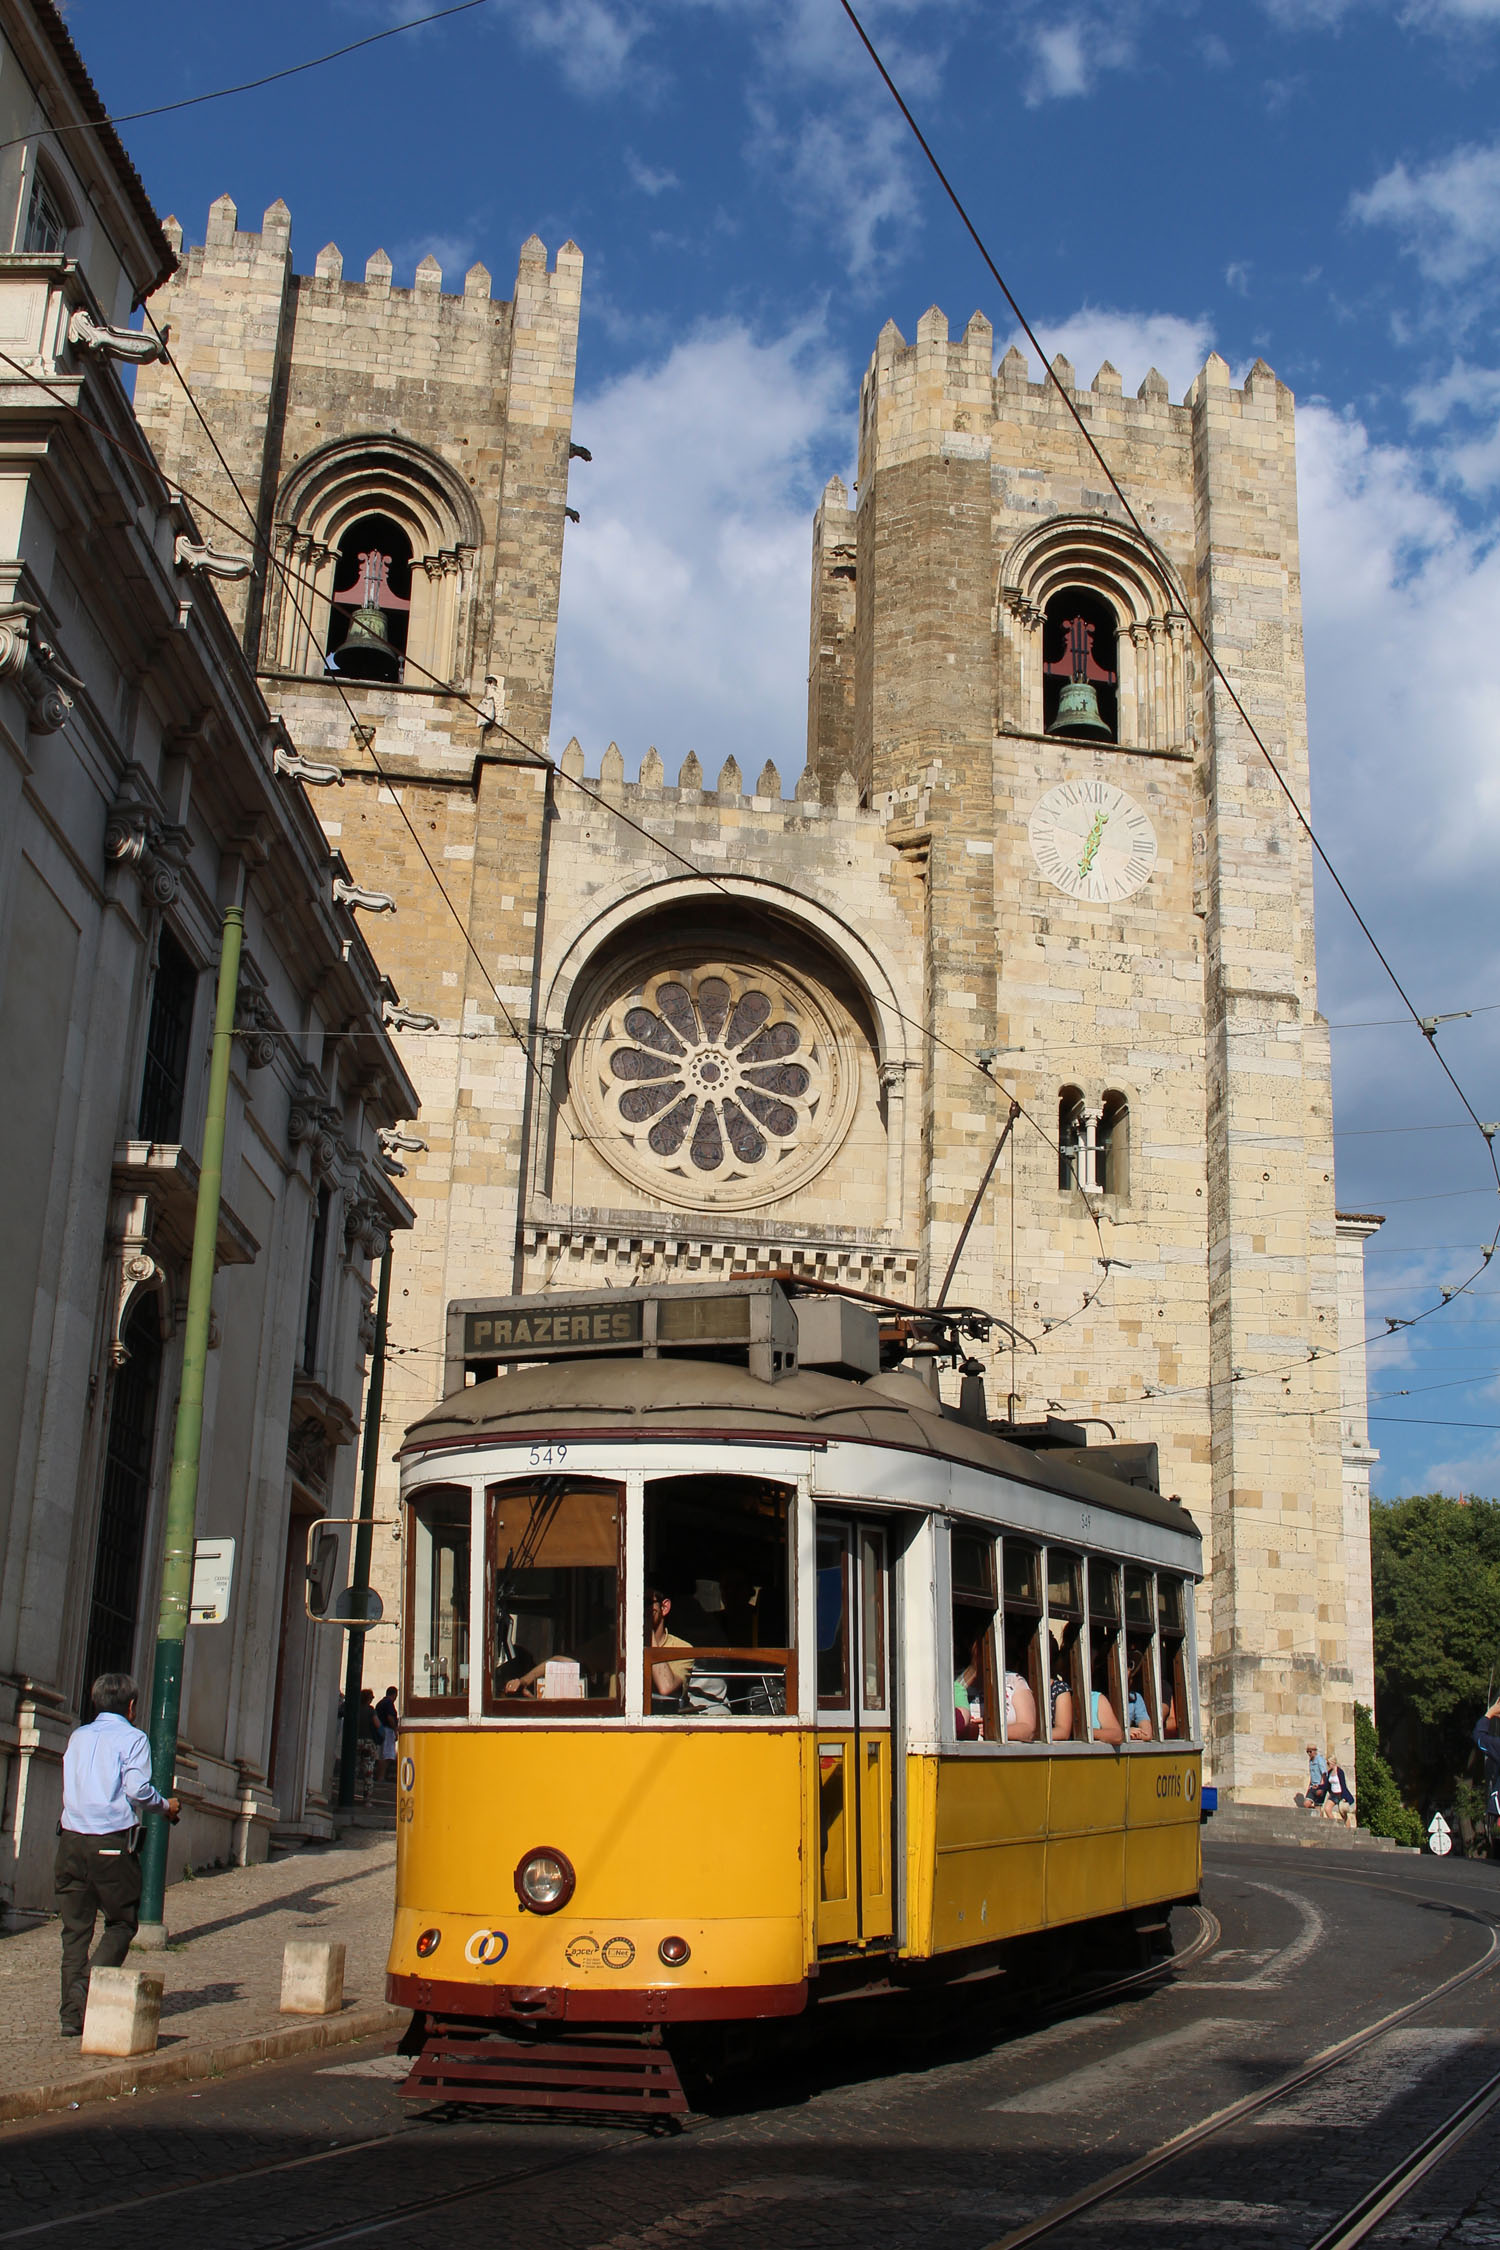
left=338, top=1242, right=391, bottom=1808
left=138, top=902, right=244, bottom=1940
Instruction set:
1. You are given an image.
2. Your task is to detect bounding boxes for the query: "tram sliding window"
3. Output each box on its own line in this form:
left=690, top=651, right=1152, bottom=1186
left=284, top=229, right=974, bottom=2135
left=950, top=1529, right=1000, bottom=1742
left=644, top=1475, right=792, bottom=1717
left=1089, top=1558, right=1125, bottom=1743
left=405, top=1484, right=470, bottom=1713
left=1158, top=1575, right=1189, bottom=1739
left=486, top=1479, right=622, bottom=1713
left=1046, top=1549, right=1086, bottom=1741
left=1001, top=1541, right=1042, bottom=1742
left=1124, top=1566, right=1159, bottom=1739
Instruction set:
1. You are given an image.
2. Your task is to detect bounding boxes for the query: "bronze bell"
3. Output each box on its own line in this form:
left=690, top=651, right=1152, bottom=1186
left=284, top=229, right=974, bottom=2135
left=1047, top=678, right=1112, bottom=740
left=334, top=600, right=400, bottom=682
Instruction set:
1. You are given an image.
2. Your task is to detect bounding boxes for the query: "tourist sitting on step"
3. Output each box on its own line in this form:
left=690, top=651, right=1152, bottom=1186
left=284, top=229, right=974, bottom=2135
left=1296, top=1743, right=1329, bottom=1810
left=1321, top=1752, right=1356, bottom=1825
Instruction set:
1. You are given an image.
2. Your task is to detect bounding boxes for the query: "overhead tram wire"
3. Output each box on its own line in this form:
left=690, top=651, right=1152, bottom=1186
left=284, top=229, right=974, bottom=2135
left=836, top=0, right=1500, bottom=1192
left=0, top=6, right=1483, bottom=1391
left=0, top=3, right=491, bottom=156
left=835, top=0, right=1500, bottom=1377
left=25, top=192, right=1456, bottom=1385
left=11, top=288, right=1120, bottom=1353
left=0, top=338, right=1472, bottom=1395
left=0, top=337, right=1402, bottom=1378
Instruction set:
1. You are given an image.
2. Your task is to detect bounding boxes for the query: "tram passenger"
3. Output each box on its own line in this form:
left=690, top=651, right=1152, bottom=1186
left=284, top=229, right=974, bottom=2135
left=954, top=1636, right=985, bottom=1740
left=1002, top=1622, right=1038, bottom=1742
left=1088, top=1630, right=1125, bottom=1744
left=1126, top=1646, right=1155, bottom=1740
left=1048, top=1633, right=1076, bottom=1741
left=1004, top=1670, right=1038, bottom=1742
left=648, top=1587, right=695, bottom=1702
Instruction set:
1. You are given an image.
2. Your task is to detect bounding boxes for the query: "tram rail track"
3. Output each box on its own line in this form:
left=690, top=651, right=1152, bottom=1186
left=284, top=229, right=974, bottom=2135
left=986, top=1882, right=1500, bottom=2249
left=0, top=1905, right=1221, bottom=2247
left=6, top=1875, right=1493, bottom=2250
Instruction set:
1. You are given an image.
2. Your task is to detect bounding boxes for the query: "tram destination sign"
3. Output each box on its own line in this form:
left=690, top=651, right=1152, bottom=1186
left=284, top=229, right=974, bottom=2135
left=445, top=1281, right=797, bottom=1393
left=464, top=1303, right=643, bottom=1358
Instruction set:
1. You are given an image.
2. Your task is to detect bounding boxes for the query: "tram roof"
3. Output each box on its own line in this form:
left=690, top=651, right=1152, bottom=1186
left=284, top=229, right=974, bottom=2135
left=401, top=1359, right=1200, bottom=1546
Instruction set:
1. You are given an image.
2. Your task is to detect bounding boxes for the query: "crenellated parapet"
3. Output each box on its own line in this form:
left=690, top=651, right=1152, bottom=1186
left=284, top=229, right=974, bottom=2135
left=855, top=306, right=1293, bottom=491
left=553, top=738, right=863, bottom=824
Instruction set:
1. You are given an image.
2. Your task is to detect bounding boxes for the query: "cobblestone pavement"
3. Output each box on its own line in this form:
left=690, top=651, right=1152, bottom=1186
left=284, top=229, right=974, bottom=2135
left=0, top=1846, right=1498, bottom=2248
left=0, top=1829, right=399, bottom=2119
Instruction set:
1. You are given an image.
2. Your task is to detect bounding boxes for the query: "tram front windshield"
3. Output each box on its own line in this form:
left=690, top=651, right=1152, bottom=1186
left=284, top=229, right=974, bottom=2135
left=472, top=1472, right=792, bottom=1717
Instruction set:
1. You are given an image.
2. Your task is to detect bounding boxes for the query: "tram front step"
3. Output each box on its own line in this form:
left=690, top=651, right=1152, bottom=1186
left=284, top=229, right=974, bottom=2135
left=401, top=2029, right=688, bottom=2120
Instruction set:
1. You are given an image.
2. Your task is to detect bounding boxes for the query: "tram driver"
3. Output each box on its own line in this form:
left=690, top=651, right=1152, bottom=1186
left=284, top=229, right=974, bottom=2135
left=648, top=1586, right=696, bottom=1704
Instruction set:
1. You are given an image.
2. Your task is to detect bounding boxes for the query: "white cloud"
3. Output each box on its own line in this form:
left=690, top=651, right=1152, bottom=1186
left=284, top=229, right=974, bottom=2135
left=499, top=0, right=647, bottom=95
left=550, top=318, right=851, bottom=777
left=1003, top=305, right=1216, bottom=399
left=625, top=150, right=679, bottom=195
left=1350, top=140, right=1500, bottom=286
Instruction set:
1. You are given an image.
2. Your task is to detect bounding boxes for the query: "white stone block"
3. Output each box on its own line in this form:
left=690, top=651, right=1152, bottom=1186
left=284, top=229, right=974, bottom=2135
left=280, top=1938, right=346, bottom=2015
left=81, top=1965, right=164, bottom=2056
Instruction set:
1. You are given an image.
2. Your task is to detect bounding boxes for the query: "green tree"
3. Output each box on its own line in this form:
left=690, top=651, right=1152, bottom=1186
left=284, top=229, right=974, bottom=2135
left=1353, top=1701, right=1423, bottom=1846
left=1370, top=1494, right=1500, bottom=1811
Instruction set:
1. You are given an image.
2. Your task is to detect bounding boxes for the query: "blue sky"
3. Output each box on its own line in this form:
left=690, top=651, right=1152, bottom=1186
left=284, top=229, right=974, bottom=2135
left=70, top=0, right=1500, bottom=1497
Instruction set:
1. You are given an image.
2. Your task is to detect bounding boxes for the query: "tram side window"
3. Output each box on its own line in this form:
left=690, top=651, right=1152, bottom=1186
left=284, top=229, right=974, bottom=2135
left=1158, top=1575, right=1189, bottom=1739
left=1001, top=1541, right=1042, bottom=1742
left=406, top=1485, right=470, bottom=1710
left=645, top=1475, right=792, bottom=1718
left=1045, top=1548, right=1086, bottom=1741
left=1124, top=1566, right=1159, bottom=1741
left=1089, top=1558, right=1126, bottom=1745
left=950, top=1528, right=1000, bottom=1742
left=487, top=1479, right=622, bottom=1712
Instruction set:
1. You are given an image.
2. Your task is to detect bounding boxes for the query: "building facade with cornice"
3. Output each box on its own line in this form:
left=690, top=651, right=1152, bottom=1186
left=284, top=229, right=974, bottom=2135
left=0, top=3, right=415, bottom=1911
left=136, top=201, right=1381, bottom=1807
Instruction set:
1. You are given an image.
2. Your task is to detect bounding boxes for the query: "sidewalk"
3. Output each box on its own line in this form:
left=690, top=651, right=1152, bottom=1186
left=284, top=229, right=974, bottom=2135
left=0, top=1829, right=402, bottom=2124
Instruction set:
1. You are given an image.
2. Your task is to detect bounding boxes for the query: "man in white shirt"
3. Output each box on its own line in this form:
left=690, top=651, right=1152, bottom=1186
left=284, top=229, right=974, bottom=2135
left=56, top=1673, right=180, bottom=2036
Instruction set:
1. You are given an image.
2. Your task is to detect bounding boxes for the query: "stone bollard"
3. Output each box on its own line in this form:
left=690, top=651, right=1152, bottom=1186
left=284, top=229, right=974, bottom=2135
left=81, top=1965, right=164, bottom=2057
left=280, top=1938, right=346, bottom=2015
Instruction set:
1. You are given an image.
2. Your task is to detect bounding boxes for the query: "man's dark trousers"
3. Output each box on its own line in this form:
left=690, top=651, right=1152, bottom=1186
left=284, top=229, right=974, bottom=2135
left=55, top=1829, right=141, bottom=2030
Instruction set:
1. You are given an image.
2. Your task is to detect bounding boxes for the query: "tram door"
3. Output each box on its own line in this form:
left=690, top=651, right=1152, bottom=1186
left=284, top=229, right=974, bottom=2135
left=814, top=1515, right=893, bottom=1950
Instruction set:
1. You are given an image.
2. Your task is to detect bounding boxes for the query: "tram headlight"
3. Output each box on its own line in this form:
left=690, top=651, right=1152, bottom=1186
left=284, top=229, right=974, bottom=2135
left=658, top=1936, right=691, bottom=1966
left=514, top=1845, right=576, bottom=1914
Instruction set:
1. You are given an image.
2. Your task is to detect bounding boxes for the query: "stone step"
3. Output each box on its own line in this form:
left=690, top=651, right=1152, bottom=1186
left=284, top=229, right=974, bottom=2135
left=1205, top=1803, right=1416, bottom=1854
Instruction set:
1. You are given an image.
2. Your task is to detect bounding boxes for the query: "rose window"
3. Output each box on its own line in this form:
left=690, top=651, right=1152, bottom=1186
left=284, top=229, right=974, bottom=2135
left=579, top=961, right=854, bottom=1208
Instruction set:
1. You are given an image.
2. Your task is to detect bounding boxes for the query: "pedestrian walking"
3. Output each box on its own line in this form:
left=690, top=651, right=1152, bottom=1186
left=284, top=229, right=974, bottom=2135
left=375, top=1684, right=399, bottom=1784
left=55, top=1673, right=179, bottom=2037
left=356, top=1685, right=380, bottom=1804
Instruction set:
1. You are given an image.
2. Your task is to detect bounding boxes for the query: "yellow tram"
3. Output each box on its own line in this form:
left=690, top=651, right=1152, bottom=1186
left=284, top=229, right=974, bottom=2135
left=386, top=1279, right=1202, bottom=2103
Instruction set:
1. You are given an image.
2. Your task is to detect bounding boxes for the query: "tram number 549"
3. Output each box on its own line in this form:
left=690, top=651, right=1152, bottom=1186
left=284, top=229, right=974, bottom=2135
left=528, top=1443, right=568, bottom=1468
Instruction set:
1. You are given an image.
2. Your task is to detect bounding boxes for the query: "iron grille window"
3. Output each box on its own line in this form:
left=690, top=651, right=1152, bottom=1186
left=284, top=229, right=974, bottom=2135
left=22, top=169, right=69, bottom=255
left=137, top=929, right=198, bottom=1143
left=81, top=1299, right=163, bottom=1701
left=302, top=1183, right=331, bottom=1374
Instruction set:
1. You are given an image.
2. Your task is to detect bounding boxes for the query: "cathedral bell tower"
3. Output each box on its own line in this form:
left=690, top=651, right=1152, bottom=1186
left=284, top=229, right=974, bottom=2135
left=809, top=310, right=1353, bottom=1804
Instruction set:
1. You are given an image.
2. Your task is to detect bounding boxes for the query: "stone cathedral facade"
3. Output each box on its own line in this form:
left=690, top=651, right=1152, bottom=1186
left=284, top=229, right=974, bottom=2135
left=136, top=202, right=1379, bottom=1805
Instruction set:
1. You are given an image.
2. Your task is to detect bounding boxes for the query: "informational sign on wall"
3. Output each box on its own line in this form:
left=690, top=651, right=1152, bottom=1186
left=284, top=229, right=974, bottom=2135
left=190, top=1536, right=235, bottom=1624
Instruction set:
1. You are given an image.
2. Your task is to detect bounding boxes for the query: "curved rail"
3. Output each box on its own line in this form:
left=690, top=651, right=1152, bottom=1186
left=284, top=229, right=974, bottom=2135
left=1308, top=2063, right=1500, bottom=2250
left=984, top=1895, right=1499, bottom=2249
left=0, top=1902, right=1221, bottom=2245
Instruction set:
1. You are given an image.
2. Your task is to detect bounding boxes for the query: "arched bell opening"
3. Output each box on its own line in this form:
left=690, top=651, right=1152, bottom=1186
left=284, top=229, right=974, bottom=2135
left=327, top=511, right=413, bottom=682
left=1042, top=589, right=1118, bottom=741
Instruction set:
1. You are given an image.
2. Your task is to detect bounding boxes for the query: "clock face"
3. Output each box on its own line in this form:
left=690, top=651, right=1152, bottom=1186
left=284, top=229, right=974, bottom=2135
left=1027, top=779, right=1158, bottom=904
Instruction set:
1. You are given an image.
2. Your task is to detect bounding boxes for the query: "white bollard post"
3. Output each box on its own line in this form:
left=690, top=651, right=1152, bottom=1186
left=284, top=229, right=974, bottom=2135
left=280, top=1938, right=346, bottom=2015
left=81, top=1965, right=164, bottom=2056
